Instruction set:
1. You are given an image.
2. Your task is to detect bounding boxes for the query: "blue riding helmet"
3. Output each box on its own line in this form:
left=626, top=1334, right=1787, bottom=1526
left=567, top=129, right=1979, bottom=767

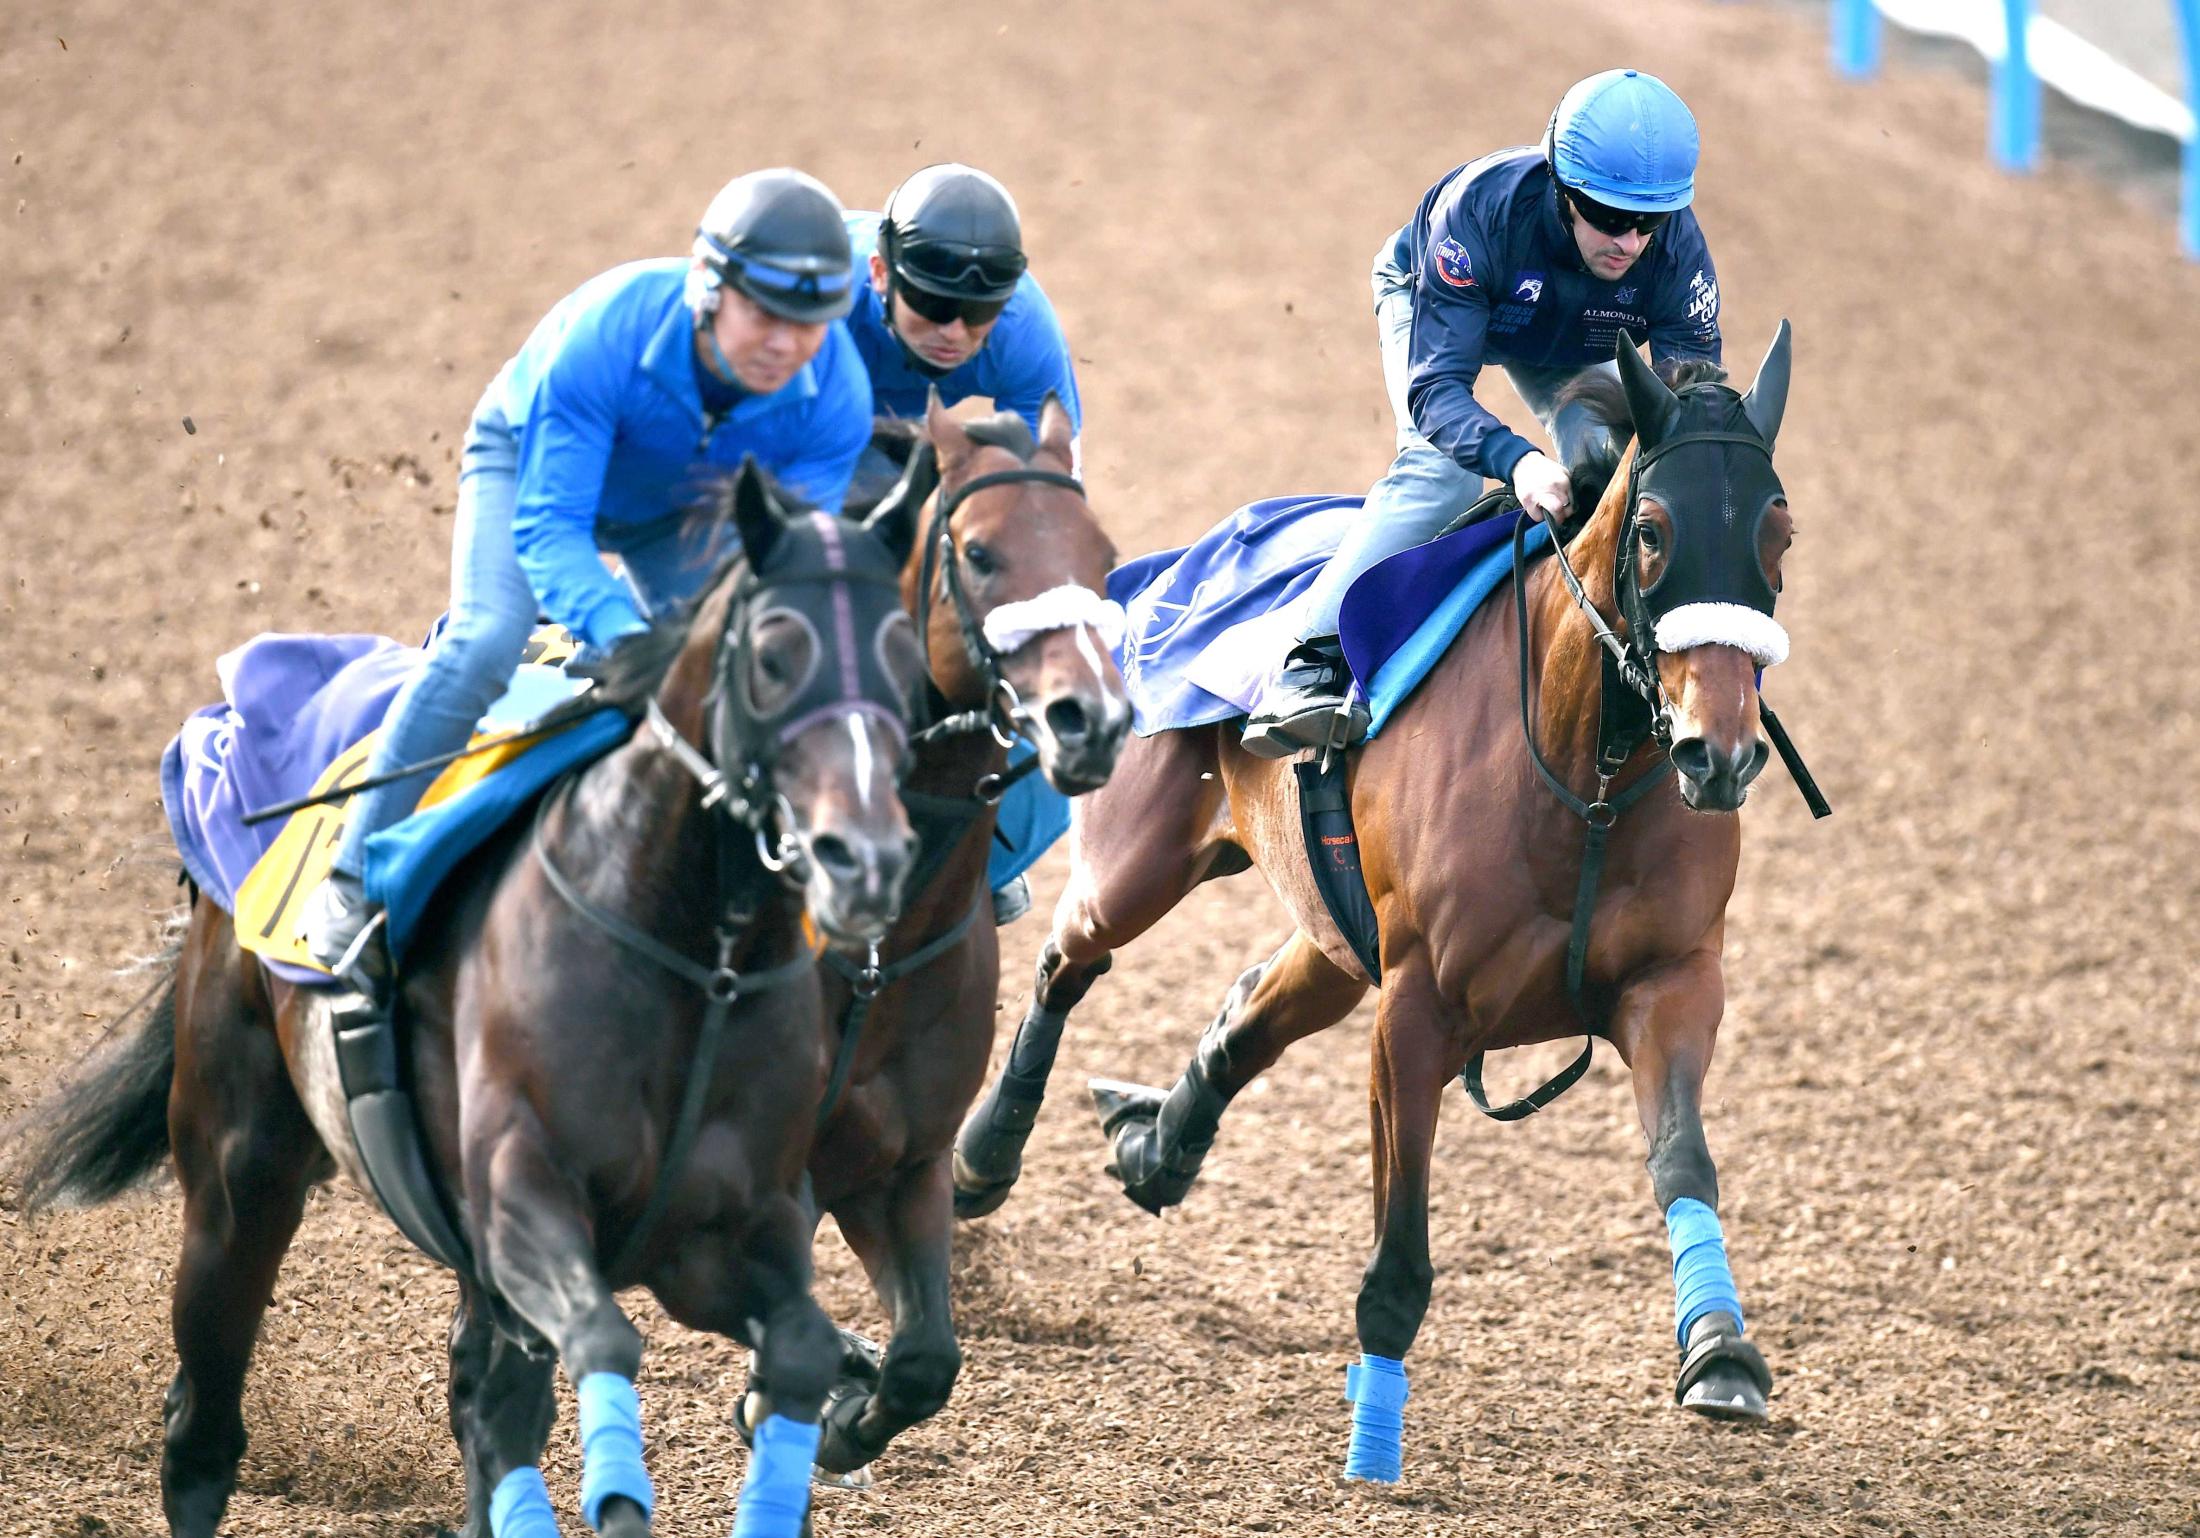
left=1541, top=69, right=1699, bottom=213
left=688, top=168, right=857, bottom=324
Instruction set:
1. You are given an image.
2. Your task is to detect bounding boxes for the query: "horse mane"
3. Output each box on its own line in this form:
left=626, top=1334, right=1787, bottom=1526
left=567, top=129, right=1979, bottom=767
left=1554, top=356, right=1731, bottom=515
left=573, top=469, right=818, bottom=714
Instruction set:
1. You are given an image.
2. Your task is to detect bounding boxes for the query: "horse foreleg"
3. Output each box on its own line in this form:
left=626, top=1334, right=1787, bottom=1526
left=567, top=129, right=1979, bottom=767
left=1093, top=929, right=1368, bottom=1215
left=445, top=1276, right=556, bottom=1538
left=471, top=1104, right=654, bottom=1537
left=954, top=730, right=1224, bottom=1218
left=1611, top=949, right=1771, bottom=1422
left=815, top=1155, right=961, bottom=1476
left=162, top=931, right=323, bottom=1538
left=1345, top=957, right=1451, bottom=1484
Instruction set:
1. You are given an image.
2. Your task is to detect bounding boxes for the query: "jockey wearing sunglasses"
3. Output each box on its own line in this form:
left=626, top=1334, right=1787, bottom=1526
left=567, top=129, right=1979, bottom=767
left=1244, top=69, right=1724, bottom=757
left=842, top=164, right=1083, bottom=477
left=837, top=165, right=1086, bottom=929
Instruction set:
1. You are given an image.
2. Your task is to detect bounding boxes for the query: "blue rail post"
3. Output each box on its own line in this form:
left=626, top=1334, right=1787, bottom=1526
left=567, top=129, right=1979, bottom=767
left=1832, top=0, right=1882, bottom=78
left=1991, top=0, right=2041, bottom=171
left=2175, top=0, right=2200, bottom=257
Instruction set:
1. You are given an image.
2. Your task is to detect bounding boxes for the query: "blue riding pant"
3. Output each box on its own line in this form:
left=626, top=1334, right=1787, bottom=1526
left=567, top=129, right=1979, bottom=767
left=1293, top=238, right=1603, bottom=644
left=333, top=399, right=714, bottom=880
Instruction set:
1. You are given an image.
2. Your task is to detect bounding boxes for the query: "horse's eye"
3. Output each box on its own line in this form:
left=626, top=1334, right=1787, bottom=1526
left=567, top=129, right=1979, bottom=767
left=1637, top=524, right=1664, bottom=554
left=961, top=541, right=996, bottom=578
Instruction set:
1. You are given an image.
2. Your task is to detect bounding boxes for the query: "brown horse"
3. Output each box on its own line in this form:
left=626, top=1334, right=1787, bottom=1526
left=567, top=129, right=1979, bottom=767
left=8, top=465, right=928, bottom=1538
left=741, top=394, right=1127, bottom=1477
left=955, top=328, right=1801, bottom=1476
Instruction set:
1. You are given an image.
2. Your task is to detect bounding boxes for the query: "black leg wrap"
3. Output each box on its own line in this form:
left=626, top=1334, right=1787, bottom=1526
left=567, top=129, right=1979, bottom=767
left=1674, top=1310, right=1772, bottom=1422
left=1093, top=1057, right=1227, bottom=1216
left=813, top=1372, right=889, bottom=1476
left=952, top=1004, right=1069, bottom=1217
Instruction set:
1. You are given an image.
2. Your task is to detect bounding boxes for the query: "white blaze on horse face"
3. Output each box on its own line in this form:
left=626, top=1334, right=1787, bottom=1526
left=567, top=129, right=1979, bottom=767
left=1071, top=612, right=1128, bottom=723
left=848, top=712, right=879, bottom=813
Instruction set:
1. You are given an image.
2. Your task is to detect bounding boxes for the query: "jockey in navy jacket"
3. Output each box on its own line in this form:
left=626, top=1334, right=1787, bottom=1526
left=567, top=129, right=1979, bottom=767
left=1242, top=68, right=1725, bottom=757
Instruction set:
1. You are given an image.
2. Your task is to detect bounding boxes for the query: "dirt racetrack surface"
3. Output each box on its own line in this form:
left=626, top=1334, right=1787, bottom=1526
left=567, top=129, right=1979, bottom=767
left=4, top=1, right=2197, bottom=1534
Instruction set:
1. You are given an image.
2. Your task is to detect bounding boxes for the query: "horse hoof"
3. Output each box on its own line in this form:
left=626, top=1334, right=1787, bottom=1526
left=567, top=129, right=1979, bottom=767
left=814, top=1461, right=873, bottom=1490
left=598, top=1495, right=652, bottom=1538
left=1680, top=1361, right=1770, bottom=1421
left=1090, top=1078, right=1193, bottom=1216
left=951, top=1147, right=1019, bottom=1219
left=1088, top=1077, right=1164, bottom=1136
left=1675, top=1317, right=1771, bottom=1423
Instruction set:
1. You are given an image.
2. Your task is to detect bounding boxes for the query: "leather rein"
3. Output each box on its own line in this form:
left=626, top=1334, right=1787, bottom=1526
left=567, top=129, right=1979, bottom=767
left=1462, top=426, right=1826, bottom=1121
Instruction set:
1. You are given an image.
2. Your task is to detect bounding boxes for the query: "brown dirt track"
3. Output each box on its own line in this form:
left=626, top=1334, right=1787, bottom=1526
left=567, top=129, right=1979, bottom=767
left=4, top=1, right=2198, bottom=1534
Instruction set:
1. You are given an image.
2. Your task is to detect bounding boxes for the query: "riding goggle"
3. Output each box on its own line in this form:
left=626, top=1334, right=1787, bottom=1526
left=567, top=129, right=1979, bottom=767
left=1566, top=189, right=1673, bottom=239
left=714, top=249, right=853, bottom=314
left=894, top=239, right=1025, bottom=297
left=895, top=280, right=1012, bottom=328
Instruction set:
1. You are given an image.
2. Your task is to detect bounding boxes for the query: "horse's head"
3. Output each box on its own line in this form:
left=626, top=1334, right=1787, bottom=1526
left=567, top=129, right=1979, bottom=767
left=662, top=461, right=927, bottom=943
left=1612, top=323, right=1795, bottom=813
left=862, top=393, right=1129, bottom=796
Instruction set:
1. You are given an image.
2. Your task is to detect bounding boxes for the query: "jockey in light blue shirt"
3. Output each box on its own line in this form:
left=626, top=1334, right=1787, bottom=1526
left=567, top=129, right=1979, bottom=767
left=844, top=164, right=1086, bottom=925
left=841, top=164, right=1082, bottom=500
left=304, top=167, right=873, bottom=974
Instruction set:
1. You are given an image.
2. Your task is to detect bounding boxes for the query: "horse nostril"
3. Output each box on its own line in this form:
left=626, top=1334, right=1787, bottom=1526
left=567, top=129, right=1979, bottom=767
left=1741, top=739, right=1771, bottom=785
left=1670, top=737, right=1714, bottom=784
left=1044, top=697, right=1091, bottom=746
left=809, top=833, right=859, bottom=877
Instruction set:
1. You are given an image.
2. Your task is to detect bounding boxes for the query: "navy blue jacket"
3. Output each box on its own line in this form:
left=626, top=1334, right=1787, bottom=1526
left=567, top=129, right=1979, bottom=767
left=1400, top=148, right=1722, bottom=483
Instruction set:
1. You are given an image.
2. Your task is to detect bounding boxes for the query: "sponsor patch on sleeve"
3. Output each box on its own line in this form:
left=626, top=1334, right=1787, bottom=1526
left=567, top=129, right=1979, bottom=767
left=1432, top=235, right=1476, bottom=288
left=1686, top=268, right=1719, bottom=326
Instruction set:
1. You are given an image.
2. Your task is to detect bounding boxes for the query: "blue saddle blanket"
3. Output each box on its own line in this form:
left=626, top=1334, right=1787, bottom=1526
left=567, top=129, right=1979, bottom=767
left=1107, top=495, right=1551, bottom=737
left=161, top=633, right=631, bottom=985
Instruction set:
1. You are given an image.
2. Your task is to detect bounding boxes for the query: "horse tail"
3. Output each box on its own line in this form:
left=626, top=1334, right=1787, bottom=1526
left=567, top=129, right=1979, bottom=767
left=6, top=917, right=185, bottom=1216
left=1552, top=356, right=1732, bottom=514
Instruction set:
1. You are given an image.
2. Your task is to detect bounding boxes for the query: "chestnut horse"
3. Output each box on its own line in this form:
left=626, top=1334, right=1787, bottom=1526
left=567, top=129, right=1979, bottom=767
left=740, top=395, right=1127, bottom=1477
left=956, top=328, right=1801, bottom=1476
left=9, top=465, right=927, bottom=1538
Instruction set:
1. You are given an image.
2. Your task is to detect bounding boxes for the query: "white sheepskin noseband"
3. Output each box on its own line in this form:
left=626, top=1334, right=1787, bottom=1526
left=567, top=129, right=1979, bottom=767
left=981, top=584, right=1128, bottom=655
left=1654, top=602, right=1790, bottom=667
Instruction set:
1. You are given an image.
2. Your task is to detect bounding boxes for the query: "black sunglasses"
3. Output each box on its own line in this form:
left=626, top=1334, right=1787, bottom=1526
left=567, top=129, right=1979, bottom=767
left=895, top=280, right=1012, bottom=328
left=1567, top=189, right=1672, bottom=238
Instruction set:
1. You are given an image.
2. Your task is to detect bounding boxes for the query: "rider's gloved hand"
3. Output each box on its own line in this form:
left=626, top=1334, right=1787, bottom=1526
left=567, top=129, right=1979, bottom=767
left=1510, top=451, right=1573, bottom=527
left=567, top=623, right=666, bottom=714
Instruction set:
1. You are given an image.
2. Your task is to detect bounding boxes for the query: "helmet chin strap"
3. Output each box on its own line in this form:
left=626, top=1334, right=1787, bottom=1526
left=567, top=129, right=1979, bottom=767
left=696, top=317, right=746, bottom=390
left=881, top=276, right=957, bottom=380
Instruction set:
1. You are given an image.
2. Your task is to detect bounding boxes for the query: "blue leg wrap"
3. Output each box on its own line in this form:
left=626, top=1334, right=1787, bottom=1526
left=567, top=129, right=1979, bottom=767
left=1666, top=1196, right=1745, bottom=1346
left=576, top=1372, right=654, bottom=1531
left=1342, top=1353, right=1409, bottom=1483
left=729, top=1414, right=823, bottom=1538
left=489, top=1466, right=562, bottom=1538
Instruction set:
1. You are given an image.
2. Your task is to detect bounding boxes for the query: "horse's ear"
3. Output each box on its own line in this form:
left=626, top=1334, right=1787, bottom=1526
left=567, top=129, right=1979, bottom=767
left=1036, top=392, right=1077, bottom=470
left=927, top=388, right=976, bottom=477
left=728, top=455, right=785, bottom=570
left=862, top=437, right=937, bottom=566
left=1615, top=330, right=1680, bottom=449
left=1742, top=318, right=1792, bottom=450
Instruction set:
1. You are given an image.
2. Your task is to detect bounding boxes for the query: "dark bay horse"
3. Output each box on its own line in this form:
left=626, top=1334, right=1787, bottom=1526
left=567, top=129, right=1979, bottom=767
left=955, top=328, right=1800, bottom=1476
left=741, top=394, right=1128, bottom=1478
left=9, top=465, right=928, bottom=1538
